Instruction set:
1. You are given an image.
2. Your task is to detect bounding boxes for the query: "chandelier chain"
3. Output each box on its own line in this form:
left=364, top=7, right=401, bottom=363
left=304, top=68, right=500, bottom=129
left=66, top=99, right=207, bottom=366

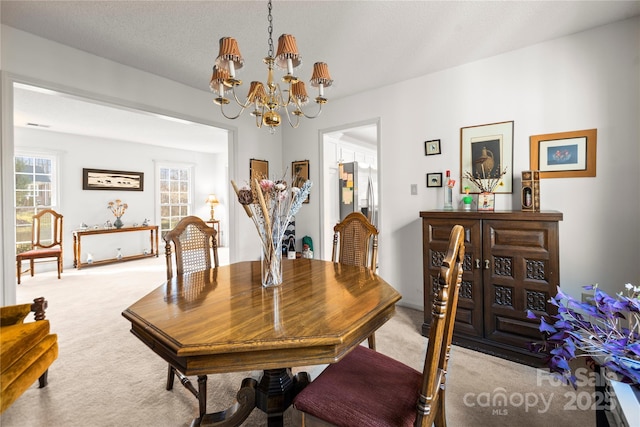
left=267, top=0, right=274, bottom=58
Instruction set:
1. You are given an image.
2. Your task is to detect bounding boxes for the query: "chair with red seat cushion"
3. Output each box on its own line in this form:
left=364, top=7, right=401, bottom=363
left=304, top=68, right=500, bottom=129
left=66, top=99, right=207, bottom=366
left=293, top=225, right=465, bottom=427
left=16, top=209, right=63, bottom=285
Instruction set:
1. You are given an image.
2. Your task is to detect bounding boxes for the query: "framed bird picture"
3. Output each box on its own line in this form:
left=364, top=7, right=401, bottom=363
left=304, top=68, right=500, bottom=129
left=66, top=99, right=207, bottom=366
left=460, top=121, right=513, bottom=194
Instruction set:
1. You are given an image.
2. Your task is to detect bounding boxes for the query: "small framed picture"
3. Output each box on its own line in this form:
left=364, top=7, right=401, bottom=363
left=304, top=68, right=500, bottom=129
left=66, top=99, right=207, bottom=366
left=425, top=139, right=441, bottom=156
left=292, top=160, right=310, bottom=203
left=250, top=158, right=269, bottom=182
left=426, top=172, right=443, bottom=188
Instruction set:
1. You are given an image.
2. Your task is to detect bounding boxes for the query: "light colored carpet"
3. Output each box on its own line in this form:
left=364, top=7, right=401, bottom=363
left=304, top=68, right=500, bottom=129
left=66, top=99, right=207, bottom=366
left=3, top=255, right=596, bottom=426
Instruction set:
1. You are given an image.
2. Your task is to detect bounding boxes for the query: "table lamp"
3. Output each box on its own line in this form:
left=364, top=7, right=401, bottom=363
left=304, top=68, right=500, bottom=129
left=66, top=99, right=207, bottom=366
left=206, top=194, right=219, bottom=220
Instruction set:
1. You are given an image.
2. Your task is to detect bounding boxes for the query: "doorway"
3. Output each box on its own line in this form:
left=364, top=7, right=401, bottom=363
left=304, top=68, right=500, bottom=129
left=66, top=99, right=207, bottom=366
left=3, top=79, right=234, bottom=304
left=320, top=120, right=380, bottom=261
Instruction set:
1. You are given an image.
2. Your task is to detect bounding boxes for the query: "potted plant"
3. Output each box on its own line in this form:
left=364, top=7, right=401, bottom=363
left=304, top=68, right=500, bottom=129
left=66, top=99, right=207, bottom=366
left=528, top=284, right=640, bottom=388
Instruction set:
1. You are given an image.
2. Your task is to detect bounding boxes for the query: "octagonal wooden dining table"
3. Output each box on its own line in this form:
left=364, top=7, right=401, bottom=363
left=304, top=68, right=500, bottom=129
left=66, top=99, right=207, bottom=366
left=122, top=258, right=401, bottom=427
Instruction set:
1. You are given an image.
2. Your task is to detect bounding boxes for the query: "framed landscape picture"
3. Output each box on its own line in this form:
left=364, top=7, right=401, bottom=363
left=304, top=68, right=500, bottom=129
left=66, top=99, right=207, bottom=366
left=82, top=168, right=144, bottom=191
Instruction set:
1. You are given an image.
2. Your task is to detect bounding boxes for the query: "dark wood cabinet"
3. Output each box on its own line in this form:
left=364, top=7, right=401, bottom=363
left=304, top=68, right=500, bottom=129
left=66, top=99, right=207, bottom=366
left=420, top=210, right=563, bottom=366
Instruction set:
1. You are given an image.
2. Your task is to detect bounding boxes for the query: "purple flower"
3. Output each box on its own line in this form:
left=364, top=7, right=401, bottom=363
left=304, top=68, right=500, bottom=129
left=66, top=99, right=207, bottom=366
left=539, top=317, right=557, bottom=334
left=529, top=284, right=640, bottom=388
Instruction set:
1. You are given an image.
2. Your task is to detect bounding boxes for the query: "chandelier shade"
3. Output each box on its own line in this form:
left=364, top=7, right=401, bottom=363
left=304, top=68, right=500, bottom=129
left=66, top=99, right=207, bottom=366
left=275, top=34, right=302, bottom=72
left=291, top=81, right=309, bottom=105
left=210, top=0, right=332, bottom=132
left=310, top=62, right=333, bottom=88
left=216, top=37, right=244, bottom=78
left=247, top=81, right=267, bottom=105
left=209, top=66, right=231, bottom=93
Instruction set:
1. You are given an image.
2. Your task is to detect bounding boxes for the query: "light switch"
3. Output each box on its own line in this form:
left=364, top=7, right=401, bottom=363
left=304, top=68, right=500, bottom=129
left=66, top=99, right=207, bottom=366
left=410, top=184, right=418, bottom=195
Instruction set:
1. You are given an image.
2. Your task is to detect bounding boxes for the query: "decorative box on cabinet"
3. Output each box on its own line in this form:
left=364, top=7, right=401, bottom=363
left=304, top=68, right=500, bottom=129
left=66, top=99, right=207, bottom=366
left=420, top=210, right=563, bottom=366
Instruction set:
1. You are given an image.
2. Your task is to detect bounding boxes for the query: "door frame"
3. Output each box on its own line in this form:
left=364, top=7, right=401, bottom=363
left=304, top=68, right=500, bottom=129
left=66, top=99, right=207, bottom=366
left=318, top=118, right=381, bottom=261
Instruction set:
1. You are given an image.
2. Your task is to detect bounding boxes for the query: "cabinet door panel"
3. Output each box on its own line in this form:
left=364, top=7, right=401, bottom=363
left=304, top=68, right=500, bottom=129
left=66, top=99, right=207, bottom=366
left=483, top=220, right=559, bottom=349
left=423, top=218, right=482, bottom=337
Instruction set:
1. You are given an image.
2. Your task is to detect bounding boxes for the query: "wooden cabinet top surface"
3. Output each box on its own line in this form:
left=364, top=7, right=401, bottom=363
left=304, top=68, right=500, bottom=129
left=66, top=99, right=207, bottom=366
left=419, top=210, right=563, bottom=221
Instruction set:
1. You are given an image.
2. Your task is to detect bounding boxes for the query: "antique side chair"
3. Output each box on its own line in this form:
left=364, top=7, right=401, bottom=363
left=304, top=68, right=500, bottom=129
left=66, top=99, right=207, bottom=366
left=332, top=211, right=379, bottom=349
left=16, top=209, right=63, bottom=285
left=294, top=225, right=465, bottom=427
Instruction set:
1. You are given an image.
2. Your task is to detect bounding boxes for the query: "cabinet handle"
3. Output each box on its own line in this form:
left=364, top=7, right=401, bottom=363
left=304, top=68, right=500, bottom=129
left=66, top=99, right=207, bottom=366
left=485, top=259, right=490, bottom=270
left=475, top=259, right=481, bottom=269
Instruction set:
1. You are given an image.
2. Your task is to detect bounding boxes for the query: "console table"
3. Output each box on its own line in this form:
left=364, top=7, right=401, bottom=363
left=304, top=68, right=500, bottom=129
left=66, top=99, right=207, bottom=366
left=205, top=220, right=221, bottom=246
left=73, top=225, right=159, bottom=269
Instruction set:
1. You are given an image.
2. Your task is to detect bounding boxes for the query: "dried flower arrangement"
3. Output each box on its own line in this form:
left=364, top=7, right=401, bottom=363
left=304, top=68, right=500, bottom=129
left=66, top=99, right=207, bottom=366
left=231, top=174, right=312, bottom=286
left=107, top=199, right=128, bottom=217
left=463, top=167, right=507, bottom=193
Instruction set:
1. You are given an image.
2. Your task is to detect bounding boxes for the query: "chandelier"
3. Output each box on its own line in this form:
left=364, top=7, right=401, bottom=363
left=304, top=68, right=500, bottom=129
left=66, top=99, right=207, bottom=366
left=210, top=0, right=333, bottom=133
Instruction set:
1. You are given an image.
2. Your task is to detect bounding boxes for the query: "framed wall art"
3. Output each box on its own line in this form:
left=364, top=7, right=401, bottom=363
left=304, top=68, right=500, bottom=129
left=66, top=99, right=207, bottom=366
left=426, top=172, right=443, bottom=188
left=82, top=168, right=144, bottom=191
left=292, top=160, right=310, bottom=203
left=529, top=129, right=597, bottom=178
left=249, top=158, right=269, bottom=183
left=425, top=139, right=441, bottom=156
left=460, top=121, right=513, bottom=194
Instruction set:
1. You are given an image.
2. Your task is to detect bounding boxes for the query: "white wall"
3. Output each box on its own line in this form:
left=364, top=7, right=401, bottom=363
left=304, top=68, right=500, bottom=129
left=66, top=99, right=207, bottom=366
left=284, top=17, right=640, bottom=309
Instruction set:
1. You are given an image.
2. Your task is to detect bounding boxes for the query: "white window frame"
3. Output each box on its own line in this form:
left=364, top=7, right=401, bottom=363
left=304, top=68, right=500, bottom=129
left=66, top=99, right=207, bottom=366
left=155, top=161, right=195, bottom=239
left=14, top=150, right=59, bottom=254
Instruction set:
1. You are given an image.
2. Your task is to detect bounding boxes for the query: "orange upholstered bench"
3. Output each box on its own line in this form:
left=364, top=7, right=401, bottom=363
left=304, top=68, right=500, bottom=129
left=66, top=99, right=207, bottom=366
left=0, top=297, right=58, bottom=413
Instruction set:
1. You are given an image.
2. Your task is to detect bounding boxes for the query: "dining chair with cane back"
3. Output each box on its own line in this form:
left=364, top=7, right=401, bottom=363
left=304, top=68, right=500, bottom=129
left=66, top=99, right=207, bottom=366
left=16, top=209, right=63, bottom=285
left=332, top=212, right=378, bottom=271
left=332, top=211, right=379, bottom=349
left=293, top=224, right=465, bottom=427
left=163, top=215, right=219, bottom=281
left=163, top=215, right=219, bottom=392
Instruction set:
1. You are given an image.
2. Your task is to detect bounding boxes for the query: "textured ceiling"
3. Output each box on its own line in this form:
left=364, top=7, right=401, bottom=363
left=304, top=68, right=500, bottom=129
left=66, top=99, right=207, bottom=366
left=3, top=1, right=639, bottom=151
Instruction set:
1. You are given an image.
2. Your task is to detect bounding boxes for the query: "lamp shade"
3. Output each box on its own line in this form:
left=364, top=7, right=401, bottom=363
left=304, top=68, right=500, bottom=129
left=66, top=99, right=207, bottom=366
left=247, top=81, right=267, bottom=105
left=206, top=194, right=219, bottom=206
left=209, top=66, right=231, bottom=92
left=310, top=62, right=333, bottom=88
left=275, top=34, right=301, bottom=70
left=291, top=81, right=309, bottom=104
left=216, top=37, right=244, bottom=72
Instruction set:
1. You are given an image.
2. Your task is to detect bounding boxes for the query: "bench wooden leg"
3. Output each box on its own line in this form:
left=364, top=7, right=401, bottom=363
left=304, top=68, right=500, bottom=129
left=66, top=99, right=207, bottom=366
left=166, top=364, right=175, bottom=390
left=38, top=369, right=49, bottom=388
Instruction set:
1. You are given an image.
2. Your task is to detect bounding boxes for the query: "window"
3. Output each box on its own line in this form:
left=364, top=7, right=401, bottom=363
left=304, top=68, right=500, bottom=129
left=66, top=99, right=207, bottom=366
left=15, top=154, right=57, bottom=254
left=159, top=166, right=192, bottom=238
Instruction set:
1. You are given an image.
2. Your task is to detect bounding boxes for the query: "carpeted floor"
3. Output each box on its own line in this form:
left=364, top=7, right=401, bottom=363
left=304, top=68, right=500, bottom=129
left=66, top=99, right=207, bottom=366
left=3, top=255, right=596, bottom=426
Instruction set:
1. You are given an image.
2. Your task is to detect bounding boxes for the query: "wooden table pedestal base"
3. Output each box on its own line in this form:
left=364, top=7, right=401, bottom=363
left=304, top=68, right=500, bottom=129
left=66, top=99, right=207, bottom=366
left=186, top=368, right=310, bottom=427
